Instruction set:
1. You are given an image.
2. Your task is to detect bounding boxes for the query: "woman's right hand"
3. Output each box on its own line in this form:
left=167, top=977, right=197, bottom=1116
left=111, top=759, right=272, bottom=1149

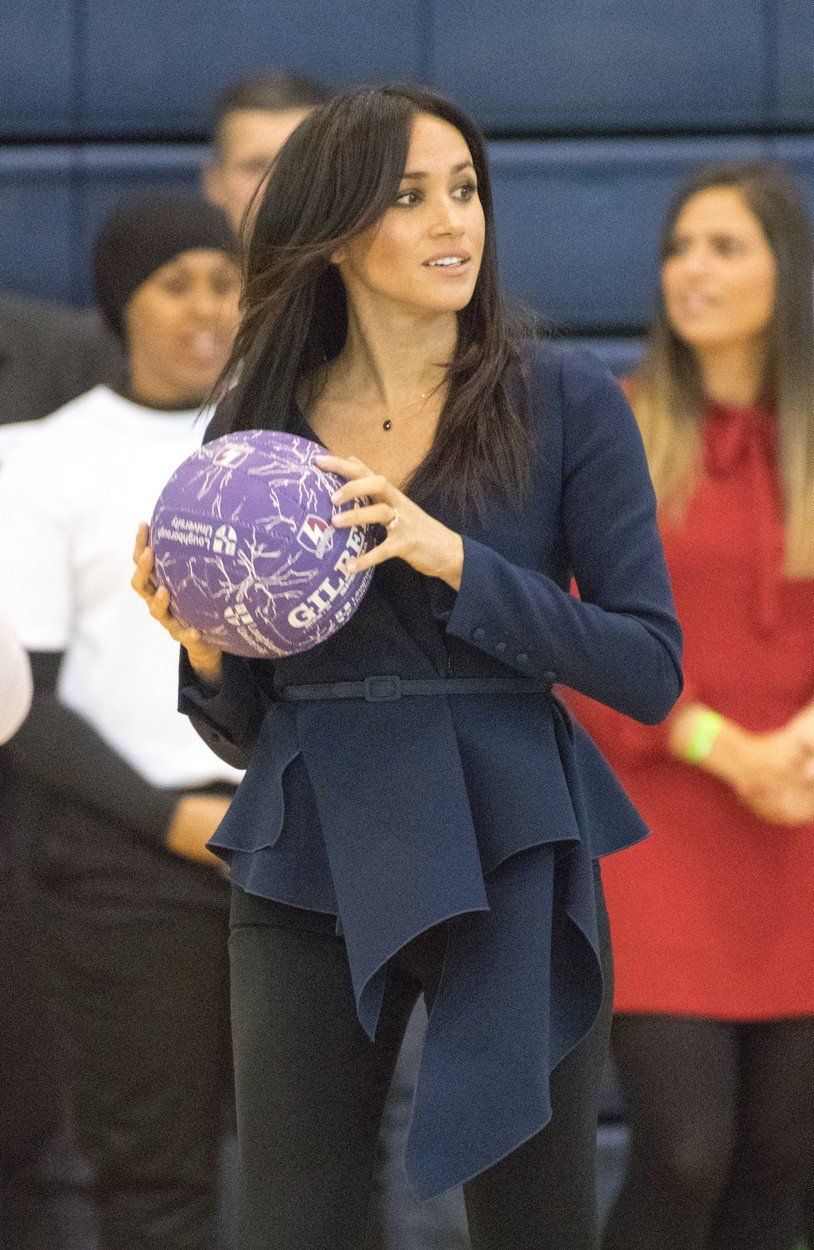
left=131, top=522, right=223, bottom=688
left=166, top=793, right=232, bottom=871
left=740, top=779, right=814, bottom=827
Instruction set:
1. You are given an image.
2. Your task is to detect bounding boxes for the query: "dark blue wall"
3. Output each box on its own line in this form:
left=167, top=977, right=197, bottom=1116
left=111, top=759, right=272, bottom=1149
left=5, top=1, right=811, bottom=138
left=2, top=0, right=813, bottom=360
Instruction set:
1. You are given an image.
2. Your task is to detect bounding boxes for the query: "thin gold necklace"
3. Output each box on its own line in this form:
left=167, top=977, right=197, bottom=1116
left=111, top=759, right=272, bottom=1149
left=383, top=388, right=431, bottom=433
left=335, top=356, right=435, bottom=432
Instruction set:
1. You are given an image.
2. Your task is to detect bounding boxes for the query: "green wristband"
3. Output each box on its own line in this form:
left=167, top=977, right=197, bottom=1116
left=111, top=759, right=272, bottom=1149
left=684, top=709, right=725, bottom=764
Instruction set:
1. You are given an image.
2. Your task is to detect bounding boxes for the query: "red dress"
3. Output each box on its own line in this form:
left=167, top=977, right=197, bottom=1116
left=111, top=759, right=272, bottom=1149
left=566, top=395, right=814, bottom=1019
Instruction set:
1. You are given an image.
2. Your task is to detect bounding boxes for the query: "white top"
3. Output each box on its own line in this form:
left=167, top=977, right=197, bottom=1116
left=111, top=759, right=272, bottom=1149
left=0, top=386, right=243, bottom=787
left=0, top=418, right=44, bottom=465
left=0, top=613, right=33, bottom=745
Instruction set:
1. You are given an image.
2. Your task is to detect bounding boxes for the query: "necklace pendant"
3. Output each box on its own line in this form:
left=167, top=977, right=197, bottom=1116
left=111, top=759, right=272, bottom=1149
left=383, top=419, right=392, bottom=431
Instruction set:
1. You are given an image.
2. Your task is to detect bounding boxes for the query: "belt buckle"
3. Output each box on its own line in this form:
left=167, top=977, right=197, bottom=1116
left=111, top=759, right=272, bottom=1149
left=364, top=675, right=402, bottom=701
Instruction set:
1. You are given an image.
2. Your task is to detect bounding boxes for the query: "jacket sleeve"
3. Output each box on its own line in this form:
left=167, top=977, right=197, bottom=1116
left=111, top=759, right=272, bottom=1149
left=6, top=650, right=185, bottom=845
left=564, top=679, right=702, bottom=764
left=436, top=351, right=683, bottom=725
left=561, top=573, right=700, bottom=762
left=177, top=648, right=266, bottom=771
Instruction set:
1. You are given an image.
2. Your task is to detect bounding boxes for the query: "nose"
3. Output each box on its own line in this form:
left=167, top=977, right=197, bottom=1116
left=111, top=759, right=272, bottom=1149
left=673, top=242, right=711, bottom=279
left=429, top=195, right=466, bottom=237
left=186, top=283, right=223, bottom=322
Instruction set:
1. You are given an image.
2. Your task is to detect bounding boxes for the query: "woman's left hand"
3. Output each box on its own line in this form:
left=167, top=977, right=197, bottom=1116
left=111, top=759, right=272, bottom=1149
left=314, top=453, right=464, bottom=590
left=783, top=704, right=814, bottom=781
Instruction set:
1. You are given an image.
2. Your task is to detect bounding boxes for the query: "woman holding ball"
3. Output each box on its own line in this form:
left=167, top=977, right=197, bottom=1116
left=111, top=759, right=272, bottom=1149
left=133, top=85, right=682, bottom=1250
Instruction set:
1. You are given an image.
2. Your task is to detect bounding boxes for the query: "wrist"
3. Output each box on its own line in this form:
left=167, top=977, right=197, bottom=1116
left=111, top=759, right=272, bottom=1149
left=438, top=531, right=464, bottom=591
left=705, top=720, right=754, bottom=787
left=189, top=651, right=223, bottom=691
left=668, top=704, right=746, bottom=782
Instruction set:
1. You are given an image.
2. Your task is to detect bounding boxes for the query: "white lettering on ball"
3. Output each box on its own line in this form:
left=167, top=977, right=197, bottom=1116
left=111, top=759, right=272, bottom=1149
left=286, top=531, right=365, bottom=628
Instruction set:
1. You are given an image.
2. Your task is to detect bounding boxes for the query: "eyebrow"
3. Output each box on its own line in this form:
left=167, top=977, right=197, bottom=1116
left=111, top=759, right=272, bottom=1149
left=673, top=230, right=743, bottom=242
left=400, top=160, right=476, bottom=180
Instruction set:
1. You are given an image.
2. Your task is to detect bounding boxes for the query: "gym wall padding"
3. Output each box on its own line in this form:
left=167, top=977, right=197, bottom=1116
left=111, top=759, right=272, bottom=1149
left=0, top=149, right=82, bottom=301
left=431, top=1, right=771, bottom=133
left=1, top=2, right=77, bottom=138
left=6, top=1, right=810, bottom=138
left=0, top=147, right=203, bottom=305
left=0, top=1, right=429, bottom=139
left=1, top=1, right=813, bottom=332
left=76, top=1, right=428, bottom=136
left=7, top=136, right=814, bottom=327
left=775, top=0, right=814, bottom=128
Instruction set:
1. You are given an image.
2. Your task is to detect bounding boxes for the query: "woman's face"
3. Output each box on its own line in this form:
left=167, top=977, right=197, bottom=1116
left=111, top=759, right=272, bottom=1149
left=661, top=186, right=777, bottom=352
left=335, top=112, right=486, bottom=317
left=124, top=249, right=241, bottom=402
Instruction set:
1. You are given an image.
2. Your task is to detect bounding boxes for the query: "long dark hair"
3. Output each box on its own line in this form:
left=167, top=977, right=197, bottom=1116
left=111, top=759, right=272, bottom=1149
left=633, top=161, right=814, bottom=573
left=209, top=83, right=536, bottom=519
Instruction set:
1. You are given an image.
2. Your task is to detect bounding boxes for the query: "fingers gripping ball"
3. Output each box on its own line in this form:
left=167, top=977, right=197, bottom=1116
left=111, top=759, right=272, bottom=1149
left=149, top=430, right=376, bottom=657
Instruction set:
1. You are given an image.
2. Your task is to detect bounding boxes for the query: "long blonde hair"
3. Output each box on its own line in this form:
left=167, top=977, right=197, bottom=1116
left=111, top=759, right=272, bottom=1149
left=631, top=162, right=814, bottom=575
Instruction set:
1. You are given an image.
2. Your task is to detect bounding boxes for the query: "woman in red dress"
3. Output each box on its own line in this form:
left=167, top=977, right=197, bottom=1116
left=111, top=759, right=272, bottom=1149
left=566, top=163, right=814, bottom=1250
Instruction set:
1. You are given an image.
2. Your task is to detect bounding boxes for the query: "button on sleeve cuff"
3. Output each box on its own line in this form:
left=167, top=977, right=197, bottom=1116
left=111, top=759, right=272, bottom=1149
left=442, top=535, right=541, bottom=677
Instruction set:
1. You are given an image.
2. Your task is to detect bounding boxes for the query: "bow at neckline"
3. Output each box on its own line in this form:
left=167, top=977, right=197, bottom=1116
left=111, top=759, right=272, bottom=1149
left=705, top=399, right=776, bottom=476
left=704, top=400, right=782, bottom=634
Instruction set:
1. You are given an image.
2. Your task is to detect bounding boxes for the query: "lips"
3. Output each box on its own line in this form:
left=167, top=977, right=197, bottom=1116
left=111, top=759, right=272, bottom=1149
left=186, top=332, right=221, bottom=362
left=422, top=252, right=471, bottom=269
left=675, top=292, right=719, bottom=313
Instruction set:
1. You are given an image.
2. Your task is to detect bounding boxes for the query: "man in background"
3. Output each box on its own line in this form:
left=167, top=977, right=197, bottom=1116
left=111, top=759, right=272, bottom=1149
left=204, top=72, right=328, bottom=232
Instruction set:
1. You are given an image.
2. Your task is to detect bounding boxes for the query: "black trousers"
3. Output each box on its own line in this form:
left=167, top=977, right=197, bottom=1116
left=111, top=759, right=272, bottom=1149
left=602, top=1012, right=814, bottom=1250
left=0, top=873, right=62, bottom=1250
left=54, top=899, right=232, bottom=1249
left=229, top=861, right=614, bottom=1250
left=26, top=789, right=233, bottom=1250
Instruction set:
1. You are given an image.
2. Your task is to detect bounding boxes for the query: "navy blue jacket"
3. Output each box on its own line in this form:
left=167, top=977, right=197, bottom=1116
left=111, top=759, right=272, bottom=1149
left=178, top=341, right=683, bottom=1198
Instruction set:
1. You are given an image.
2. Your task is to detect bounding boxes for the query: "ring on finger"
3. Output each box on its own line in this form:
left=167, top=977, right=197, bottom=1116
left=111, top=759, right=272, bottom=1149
left=385, top=509, right=400, bottom=531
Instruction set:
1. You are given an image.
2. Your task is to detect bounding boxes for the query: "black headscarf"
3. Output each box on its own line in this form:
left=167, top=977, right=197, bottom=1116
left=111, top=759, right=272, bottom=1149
left=93, top=191, right=238, bottom=338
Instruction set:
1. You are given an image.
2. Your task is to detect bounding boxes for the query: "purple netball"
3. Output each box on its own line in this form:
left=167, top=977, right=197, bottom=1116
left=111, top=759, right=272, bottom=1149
left=149, top=429, right=376, bottom=658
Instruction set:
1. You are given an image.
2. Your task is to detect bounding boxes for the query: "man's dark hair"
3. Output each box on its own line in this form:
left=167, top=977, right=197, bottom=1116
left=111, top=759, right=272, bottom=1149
left=212, top=72, right=329, bottom=149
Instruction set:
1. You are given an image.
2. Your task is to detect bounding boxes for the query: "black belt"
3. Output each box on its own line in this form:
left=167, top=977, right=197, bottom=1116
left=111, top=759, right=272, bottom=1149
left=277, top=675, right=553, bottom=703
